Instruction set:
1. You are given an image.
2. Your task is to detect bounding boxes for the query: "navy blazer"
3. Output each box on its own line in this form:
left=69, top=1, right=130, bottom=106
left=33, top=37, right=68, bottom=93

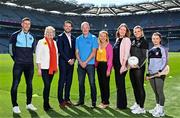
left=57, top=32, right=76, bottom=64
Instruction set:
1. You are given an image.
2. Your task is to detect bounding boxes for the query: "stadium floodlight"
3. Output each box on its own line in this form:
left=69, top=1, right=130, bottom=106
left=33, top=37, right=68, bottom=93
left=81, top=13, right=96, bottom=16
left=36, top=8, right=46, bottom=12
left=64, top=12, right=78, bottom=16
left=135, top=11, right=148, bottom=14
left=24, top=6, right=33, bottom=10
left=49, top=11, right=61, bottom=14
left=99, top=14, right=114, bottom=16
left=168, top=7, right=180, bottom=11
left=151, top=9, right=164, bottom=13
left=117, top=12, right=132, bottom=16
left=4, top=2, right=17, bottom=7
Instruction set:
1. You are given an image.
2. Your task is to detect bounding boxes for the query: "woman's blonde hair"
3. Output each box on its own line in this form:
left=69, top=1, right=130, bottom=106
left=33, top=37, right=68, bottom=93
left=98, top=30, right=109, bottom=44
left=116, top=23, right=131, bottom=38
left=44, top=26, right=56, bottom=37
left=133, top=25, right=144, bottom=37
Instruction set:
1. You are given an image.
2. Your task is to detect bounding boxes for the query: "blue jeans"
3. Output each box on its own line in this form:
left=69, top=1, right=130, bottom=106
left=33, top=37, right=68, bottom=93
left=77, top=64, right=96, bottom=105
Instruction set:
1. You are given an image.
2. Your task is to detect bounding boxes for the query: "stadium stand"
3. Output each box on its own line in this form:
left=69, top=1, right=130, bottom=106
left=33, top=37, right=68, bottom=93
left=0, top=0, right=180, bottom=53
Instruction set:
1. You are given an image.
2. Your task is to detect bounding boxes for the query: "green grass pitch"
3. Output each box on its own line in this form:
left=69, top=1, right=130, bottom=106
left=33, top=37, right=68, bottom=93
left=0, top=53, right=179, bottom=117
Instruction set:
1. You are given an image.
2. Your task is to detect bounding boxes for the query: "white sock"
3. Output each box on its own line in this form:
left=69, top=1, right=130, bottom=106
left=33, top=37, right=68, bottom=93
left=154, top=104, right=159, bottom=110
left=156, top=104, right=160, bottom=107
left=159, top=105, right=164, bottom=112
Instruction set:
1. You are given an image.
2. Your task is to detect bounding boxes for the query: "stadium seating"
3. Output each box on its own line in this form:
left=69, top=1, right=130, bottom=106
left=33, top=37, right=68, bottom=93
left=0, top=38, right=8, bottom=53
left=0, top=3, right=180, bottom=53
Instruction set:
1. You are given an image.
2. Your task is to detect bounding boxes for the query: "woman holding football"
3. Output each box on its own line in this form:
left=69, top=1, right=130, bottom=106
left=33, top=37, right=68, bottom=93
left=129, top=25, right=148, bottom=114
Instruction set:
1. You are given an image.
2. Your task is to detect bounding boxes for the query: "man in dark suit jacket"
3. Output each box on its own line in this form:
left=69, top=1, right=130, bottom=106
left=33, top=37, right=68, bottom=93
left=57, top=20, right=76, bottom=108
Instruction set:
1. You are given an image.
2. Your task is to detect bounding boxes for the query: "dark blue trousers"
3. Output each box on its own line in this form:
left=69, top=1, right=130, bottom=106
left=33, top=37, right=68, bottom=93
left=11, top=63, right=34, bottom=107
left=58, top=63, right=74, bottom=103
left=77, top=65, right=97, bottom=106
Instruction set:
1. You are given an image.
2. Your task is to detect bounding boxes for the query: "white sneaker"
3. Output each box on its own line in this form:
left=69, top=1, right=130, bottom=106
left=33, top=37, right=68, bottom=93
left=13, top=106, right=21, bottom=114
left=98, top=103, right=104, bottom=108
left=130, top=103, right=139, bottom=110
left=26, top=104, right=37, bottom=111
left=152, top=110, right=165, bottom=117
left=152, top=106, right=165, bottom=117
left=131, top=106, right=146, bottom=114
left=98, top=103, right=109, bottom=109
left=149, top=104, right=159, bottom=114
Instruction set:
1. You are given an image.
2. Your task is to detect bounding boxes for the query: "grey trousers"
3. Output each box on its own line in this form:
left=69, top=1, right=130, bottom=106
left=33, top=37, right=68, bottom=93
left=150, top=76, right=165, bottom=106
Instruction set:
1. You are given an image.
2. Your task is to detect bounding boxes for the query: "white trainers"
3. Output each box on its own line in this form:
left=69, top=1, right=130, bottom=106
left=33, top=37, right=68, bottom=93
left=98, top=103, right=104, bottom=108
left=13, top=106, right=21, bottom=114
left=98, top=103, right=109, bottom=109
left=26, top=104, right=37, bottom=111
left=131, top=106, right=146, bottom=114
left=130, top=103, right=139, bottom=110
left=152, top=106, right=165, bottom=117
left=152, top=111, right=165, bottom=117
left=149, top=104, right=159, bottom=114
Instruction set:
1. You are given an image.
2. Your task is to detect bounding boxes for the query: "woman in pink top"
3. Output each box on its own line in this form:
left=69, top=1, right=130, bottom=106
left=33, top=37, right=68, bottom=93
left=113, top=23, right=131, bottom=109
left=95, top=31, right=113, bottom=109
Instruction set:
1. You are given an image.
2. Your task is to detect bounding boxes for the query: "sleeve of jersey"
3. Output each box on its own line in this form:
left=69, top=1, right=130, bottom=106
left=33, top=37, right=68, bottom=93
left=160, top=47, right=168, bottom=71
left=9, top=34, right=16, bottom=61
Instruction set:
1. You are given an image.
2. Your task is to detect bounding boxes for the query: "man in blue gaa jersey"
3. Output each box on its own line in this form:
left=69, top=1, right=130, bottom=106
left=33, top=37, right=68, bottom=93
left=9, top=17, right=37, bottom=114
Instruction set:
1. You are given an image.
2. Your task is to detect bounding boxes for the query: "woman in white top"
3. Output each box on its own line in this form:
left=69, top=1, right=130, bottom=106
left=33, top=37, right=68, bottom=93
left=36, top=26, right=58, bottom=111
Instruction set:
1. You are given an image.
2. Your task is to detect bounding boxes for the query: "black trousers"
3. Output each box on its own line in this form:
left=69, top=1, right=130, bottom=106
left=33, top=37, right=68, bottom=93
left=58, top=63, right=74, bottom=103
left=11, top=63, right=34, bottom=107
left=114, top=65, right=128, bottom=109
left=41, top=69, right=54, bottom=107
left=97, top=62, right=110, bottom=104
left=129, top=65, right=146, bottom=108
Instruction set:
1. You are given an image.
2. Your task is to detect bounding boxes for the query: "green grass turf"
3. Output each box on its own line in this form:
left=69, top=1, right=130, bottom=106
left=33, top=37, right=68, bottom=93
left=0, top=53, right=179, bottom=117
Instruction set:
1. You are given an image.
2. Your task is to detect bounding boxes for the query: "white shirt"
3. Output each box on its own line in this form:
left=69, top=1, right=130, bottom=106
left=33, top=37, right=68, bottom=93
left=36, top=38, right=58, bottom=69
left=65, top=32, right=72, bottom=48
